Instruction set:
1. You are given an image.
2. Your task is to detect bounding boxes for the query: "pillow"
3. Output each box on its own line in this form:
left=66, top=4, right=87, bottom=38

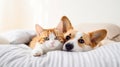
left=0, top=30, right=36, bottom=44
left=74, top=23, right=120, bottom=42
left=0, top=35, right=9, bottom=44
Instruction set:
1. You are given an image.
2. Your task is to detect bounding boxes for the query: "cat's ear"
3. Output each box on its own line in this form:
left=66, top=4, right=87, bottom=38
left=35, top=24, right=43, bottom=35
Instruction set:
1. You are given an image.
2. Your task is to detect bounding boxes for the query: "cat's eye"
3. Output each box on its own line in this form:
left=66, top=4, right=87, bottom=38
left=78, top=39, right=84, bottom=43
left=44, top=37, right=49, bottom=40
left=66, top=35, right=71, bottom=40
left=55, top=37, right=58, bottom=40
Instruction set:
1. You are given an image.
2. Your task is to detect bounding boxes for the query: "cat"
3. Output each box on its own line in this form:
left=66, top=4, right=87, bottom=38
left=29, top=23, right=65, bottom=56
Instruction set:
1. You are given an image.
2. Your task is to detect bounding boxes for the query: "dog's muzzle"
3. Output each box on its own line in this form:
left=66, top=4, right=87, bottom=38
left=65, top=43, right=74, bottom=51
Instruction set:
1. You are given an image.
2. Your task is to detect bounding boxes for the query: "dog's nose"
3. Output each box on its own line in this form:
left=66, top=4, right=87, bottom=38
left=65, top=43, right=74, bottom=51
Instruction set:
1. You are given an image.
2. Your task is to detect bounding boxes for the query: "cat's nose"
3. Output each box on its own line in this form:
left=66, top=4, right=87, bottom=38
left=50, top=41, right=55, bottom=47
left=51, top=41, right=55, bottom=45
left=65, top=43, right=74, bottom=51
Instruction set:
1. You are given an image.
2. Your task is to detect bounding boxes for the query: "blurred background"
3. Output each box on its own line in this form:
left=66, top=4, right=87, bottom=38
left=0, top=0, right=120, bottom=32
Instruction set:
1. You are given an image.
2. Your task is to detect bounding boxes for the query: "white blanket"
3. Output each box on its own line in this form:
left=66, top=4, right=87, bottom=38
left=0, top=42, right=120, bottom=67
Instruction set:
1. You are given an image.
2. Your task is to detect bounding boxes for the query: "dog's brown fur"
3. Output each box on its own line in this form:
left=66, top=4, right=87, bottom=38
left=61, top=16, right=107, bottom=51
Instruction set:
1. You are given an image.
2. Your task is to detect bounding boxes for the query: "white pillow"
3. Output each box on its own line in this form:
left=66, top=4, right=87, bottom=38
left=0, top=35, right=9, bottom=44
left=74, top=23, right=120, bottom=42
left=0, top=30, right=36, bottom=44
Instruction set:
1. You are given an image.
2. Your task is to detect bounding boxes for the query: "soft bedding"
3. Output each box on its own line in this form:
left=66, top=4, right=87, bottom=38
left=0, top=42, right=120, bottom=67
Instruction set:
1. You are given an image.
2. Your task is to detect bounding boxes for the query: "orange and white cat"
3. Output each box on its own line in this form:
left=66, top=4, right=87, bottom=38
left=60, top=16, right=107, bottom=52
left=30, top=23, right=65, bottom=56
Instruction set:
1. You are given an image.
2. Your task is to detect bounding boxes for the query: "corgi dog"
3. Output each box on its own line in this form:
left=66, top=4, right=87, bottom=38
left=61, top=16, right=107, bottom=52
left=30, top=22, right=65, bottom=56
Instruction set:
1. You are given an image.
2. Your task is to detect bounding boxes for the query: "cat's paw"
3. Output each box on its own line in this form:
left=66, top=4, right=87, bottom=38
left=32, top=51, right=42, bottom=57
left=32, top=49, right=43, bottom=57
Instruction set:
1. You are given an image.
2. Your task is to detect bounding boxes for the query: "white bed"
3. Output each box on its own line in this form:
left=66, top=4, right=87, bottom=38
left=0, top=23, right=120, bottom=67
left=0, top=42, right=120, bottom=67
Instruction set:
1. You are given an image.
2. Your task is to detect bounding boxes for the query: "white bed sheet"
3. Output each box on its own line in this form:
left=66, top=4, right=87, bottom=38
left=0, top=42, right=120, bottom=67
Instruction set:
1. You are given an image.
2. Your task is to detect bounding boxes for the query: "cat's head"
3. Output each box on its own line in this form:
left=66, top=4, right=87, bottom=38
left=35, top=23, right=65, bottom=49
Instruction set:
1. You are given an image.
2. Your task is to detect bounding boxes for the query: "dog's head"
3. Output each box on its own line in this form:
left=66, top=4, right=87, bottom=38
left=61, top=16, right=107, bottom=52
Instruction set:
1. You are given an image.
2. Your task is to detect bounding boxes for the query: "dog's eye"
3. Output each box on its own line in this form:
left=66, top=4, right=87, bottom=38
left=78, top=39, right=84, bottom=43
left=66, top=35, right=71, bottom=40
left=44, top=37, right=49, bottom=40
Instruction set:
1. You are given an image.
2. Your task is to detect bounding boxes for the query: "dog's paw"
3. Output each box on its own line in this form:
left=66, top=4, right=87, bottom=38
left=32, top=49, right=43, bottom=57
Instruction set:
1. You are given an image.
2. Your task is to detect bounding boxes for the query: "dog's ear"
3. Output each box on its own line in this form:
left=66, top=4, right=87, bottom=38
left=89, top=29, right=107, bottom=46
left=35, top=24, right=43, bottom=36
left=59, top=16, right=73, bottom=33
left=56, top=20, right=64, bottom=33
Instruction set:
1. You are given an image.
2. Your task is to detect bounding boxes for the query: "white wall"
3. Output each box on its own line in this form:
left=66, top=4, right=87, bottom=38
left=0, top=0, right=120, bottom=32
left=40, top=0, right=120, bottom=28
left=0, top=0, right=43, bottom=32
